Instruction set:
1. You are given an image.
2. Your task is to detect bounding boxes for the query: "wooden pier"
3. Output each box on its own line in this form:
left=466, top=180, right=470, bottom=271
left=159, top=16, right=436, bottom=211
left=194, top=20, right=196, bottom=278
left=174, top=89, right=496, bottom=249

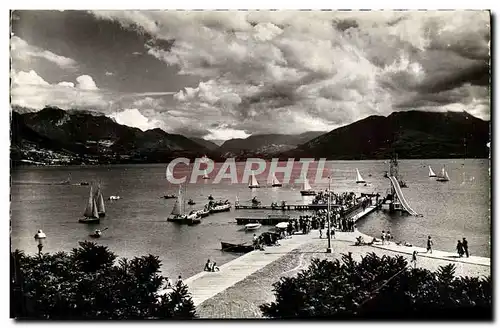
left=236, top=215, right=291, bottom=225
left=234, top=204, right=337, bottom=211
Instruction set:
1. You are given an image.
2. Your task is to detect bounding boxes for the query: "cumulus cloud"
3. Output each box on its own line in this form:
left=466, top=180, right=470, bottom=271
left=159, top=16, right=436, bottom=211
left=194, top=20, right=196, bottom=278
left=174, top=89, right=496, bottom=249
left=11, top=69, right=107, bottom=110
left=11, top=36, right=78, bottom=70
left=108, top=108, right=163, bottom=131
left=92, top=11, right=493, bottom=136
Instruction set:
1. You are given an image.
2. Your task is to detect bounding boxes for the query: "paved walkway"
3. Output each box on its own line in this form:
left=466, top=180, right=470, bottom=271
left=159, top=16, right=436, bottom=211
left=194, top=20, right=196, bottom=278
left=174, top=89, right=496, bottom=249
left=180, top=232, right=317, bottom=306
left=162, top=204, right=489, bottom=307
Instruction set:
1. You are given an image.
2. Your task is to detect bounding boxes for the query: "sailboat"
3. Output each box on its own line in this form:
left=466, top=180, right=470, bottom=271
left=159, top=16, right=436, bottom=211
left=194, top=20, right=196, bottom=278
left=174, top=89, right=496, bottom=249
left=355, top=168, right=366, bottom=184
left=436, top=165, right=450, bottom=182
left=249, top=172, right=260, bottom=189
left=271, top=173, right=282, bottom=187
left=95, top=186, right=106, bottom=217
left=300, top=174, right=316, bottom=196
left=202, top=169, right=210, bottom=179
left=167, top=184, right=199, bottom=223
left=80, top=186, right=100, bottom=224
left=428, top=166, right=437, bottom=178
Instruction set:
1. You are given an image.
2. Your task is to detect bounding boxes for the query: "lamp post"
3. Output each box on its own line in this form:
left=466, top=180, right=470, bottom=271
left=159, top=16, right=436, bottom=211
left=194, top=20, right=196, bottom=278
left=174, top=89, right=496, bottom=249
left=326, top=176, right=332, bottom=253
left=34, top=230, right=46, bottom=255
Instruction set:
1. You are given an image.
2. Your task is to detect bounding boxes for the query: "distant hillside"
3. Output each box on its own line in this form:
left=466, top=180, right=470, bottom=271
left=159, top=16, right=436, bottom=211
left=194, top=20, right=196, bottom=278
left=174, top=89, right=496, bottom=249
left=11, top=106, right=210, bottom=165
left=218, top=131, right=325, bottom=158
left=190, top=137, right=220, bottom=151
left=287, top=111, right=490, bottom=159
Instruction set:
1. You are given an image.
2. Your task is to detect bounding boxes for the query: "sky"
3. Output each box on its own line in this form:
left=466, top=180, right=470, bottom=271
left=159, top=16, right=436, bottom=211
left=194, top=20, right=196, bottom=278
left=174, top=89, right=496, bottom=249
left=10, top=10, right=490, bottom=141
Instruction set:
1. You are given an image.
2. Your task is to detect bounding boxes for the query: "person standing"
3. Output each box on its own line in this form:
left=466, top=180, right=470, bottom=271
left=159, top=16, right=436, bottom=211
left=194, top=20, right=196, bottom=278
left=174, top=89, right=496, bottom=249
left=462, top=237, right=469, bottom=258
left=426, top=236, right=433, bottom=254
left=456, top=240, right=464, bottom=257
left=381, top=231, right=386, bottom=245
left=410, top=250, right=418, bottom=269
left=176, top=275, right=183, bottom=287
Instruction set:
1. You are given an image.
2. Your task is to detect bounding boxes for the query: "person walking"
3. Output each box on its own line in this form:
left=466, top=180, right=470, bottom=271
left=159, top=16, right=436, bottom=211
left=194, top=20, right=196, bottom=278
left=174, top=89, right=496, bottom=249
left=462, top=237, right=469, bottom=257
left=426, top=236, right=433, bottom=254
left=456, top=240, right=464, bottom=257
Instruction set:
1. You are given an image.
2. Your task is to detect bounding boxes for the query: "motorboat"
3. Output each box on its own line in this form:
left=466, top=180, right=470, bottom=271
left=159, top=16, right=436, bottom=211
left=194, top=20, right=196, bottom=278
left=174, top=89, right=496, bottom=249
left=209, top=203, right=231, bottom=213
left=188, top=199, right=196, bottom=205
left=245, top=223, right=262, bottom=231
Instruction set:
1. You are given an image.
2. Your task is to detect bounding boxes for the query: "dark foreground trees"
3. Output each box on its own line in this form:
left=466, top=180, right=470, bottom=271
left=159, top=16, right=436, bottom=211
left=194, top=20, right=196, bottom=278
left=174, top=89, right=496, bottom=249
left=10, top=241, right=196, bottom=319
left=261, top=253, right=491, bottom=320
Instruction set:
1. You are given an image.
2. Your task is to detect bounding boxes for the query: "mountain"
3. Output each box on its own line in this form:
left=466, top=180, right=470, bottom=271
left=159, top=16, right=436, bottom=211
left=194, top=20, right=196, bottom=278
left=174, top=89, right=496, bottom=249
left=288, top=111, right=490, bottom=159
left=218, top=131, right=325, bottom=158
left=11, top=106, right=210, bottom=165
left=190, top=137, right=220, bottom=151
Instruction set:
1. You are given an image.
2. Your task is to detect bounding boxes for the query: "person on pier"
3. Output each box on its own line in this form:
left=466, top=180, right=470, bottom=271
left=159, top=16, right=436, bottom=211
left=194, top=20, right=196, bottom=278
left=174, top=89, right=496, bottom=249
left=426, top=236, right=433, bottom=254
left=456, top=240, right=464, bottom=257
left=462, top=237, right=469, bottom=257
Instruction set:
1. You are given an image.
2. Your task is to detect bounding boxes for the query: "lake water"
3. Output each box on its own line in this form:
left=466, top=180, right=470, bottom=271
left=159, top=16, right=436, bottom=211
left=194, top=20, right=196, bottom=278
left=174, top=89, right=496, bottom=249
left=10, top=159, right=491, bottom=278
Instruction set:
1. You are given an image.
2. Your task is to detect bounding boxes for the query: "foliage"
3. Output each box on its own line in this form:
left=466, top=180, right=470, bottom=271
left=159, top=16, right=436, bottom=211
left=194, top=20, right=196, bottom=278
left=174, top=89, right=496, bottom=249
left=10, top=242, right=197, bottom=319
left=260, top=253, right=492, bottom=319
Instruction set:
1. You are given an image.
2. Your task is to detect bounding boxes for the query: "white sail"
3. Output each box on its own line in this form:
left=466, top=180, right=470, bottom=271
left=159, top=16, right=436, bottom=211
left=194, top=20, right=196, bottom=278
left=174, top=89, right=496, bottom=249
left=249, top=172, right=259, bottom=187
left=83, top=186, right=95, bottom=217
left=437, top=166, right=450, bottom=181
left=95, top=187, right=105, bottom=214
left=271, top=173, right=280, bottom=186
left=203, top=169, right=209, bottom=179
left=302, top=175, right=311, bottom=191
left=428, top=166, right=437, bottom=177
left=171, top=185, right=184, bottom=216
left=356, top=168, right=365, bottom=183
left=92, top=199, right=99, bottom=218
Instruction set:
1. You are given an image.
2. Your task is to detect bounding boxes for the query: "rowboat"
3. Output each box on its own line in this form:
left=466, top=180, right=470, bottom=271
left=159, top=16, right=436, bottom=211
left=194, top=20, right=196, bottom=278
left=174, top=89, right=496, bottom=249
left=220, top=241, right=254, bottom=253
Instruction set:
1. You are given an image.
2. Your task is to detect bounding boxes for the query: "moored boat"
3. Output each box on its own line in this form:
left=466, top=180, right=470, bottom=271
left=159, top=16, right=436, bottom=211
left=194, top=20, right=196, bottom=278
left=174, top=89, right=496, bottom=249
left=210, top=203, right=231, bottom=213
left=220, top=241, right=254, bottom=253
left=245, top=223, right=262, bottom=231
left=300, top=174, right=316, bottom=196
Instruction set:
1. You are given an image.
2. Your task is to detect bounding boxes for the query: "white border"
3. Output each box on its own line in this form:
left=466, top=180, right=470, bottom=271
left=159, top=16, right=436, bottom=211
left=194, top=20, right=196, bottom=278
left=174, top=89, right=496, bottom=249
left=2, top=2, right=496, bottom=327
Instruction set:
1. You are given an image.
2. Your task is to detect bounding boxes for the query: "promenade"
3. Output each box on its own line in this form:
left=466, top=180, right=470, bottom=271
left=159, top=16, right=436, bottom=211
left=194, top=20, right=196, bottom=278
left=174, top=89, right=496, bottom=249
left=169, top=204, right=490, bottom=318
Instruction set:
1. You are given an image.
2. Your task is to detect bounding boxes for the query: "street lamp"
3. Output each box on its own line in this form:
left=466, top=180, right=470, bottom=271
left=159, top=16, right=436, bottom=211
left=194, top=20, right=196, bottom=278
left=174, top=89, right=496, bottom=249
left=34, top=229, right=46, bottom=255
left=326, top=176, right=332, bottom=253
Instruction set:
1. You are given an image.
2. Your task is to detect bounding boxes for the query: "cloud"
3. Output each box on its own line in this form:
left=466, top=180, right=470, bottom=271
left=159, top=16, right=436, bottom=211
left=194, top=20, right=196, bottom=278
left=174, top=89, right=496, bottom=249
left=90, top=11, right=492, bottom=137
left=76, top=75, right=98, bottom=90
left=11, top=36, right=78, bottom=70
left=11, top=69, right=107, bottom=110
left=107, top=108, right=163, bottom=131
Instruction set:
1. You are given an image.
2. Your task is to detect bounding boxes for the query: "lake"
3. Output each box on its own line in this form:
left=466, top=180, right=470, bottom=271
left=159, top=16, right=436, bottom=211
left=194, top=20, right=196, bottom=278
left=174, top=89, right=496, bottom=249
left=10, top=159, right=490, bottom=278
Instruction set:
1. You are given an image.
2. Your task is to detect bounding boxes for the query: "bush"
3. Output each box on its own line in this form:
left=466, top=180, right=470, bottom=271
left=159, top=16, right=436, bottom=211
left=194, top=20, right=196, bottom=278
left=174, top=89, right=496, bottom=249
left=10, top=241, right=197, bottom=319
left=260, top=253, right=491, bottom=320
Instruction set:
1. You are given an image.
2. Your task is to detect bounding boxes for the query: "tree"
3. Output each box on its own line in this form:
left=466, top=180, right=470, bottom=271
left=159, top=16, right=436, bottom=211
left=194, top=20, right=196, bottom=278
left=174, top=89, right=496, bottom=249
left=10, top=242, right=197, bottom=319
left=260, top=253, right=492, bottom=320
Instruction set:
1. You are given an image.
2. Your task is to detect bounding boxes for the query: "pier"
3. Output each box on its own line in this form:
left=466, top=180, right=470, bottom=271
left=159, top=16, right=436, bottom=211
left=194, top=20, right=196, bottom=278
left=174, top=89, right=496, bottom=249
left=169, top=203, right=380, bottom=306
